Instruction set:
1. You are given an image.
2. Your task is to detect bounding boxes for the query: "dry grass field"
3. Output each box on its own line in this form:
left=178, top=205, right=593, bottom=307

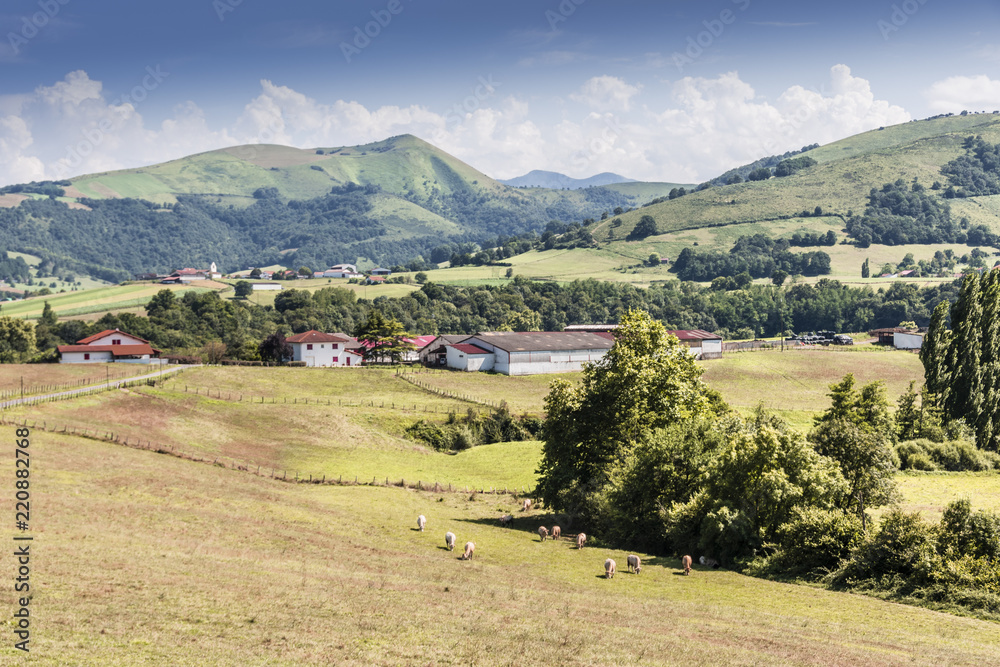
left=2, top=431, right=998, bottom=665
left=0, top=363, right=151, bottom=397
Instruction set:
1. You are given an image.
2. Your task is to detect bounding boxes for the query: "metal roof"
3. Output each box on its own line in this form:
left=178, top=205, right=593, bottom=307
left=471, top=331, right=615, bottom=353
left=665, top=329, right=722, bottom=341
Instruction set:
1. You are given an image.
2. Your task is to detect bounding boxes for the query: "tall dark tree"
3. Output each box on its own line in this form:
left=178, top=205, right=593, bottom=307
left=258, top=331, right=292, bottom=363
left=943, top=274, right=984, bottom=436
left=921, top=301, right=951, bottom=403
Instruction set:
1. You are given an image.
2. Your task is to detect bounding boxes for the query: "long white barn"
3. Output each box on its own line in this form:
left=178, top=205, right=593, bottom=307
left=444, top=331, right=615, bottom=376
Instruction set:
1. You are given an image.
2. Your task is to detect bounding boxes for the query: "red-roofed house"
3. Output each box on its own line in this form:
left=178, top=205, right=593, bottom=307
left=57, top=329, right=161, bottom=364
left=285, top=330, right=362, bottom=367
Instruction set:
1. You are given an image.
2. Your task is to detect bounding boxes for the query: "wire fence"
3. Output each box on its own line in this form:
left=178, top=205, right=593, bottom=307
left=0, top=415, right=530, bottom=497
left=0, top=367, right=189, bottom=410
left=0, top=368, right=153, bottom=401
left=395, top=370, right=505, bottom=410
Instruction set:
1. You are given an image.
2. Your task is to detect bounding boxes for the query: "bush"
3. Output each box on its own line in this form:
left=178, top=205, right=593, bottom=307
left=405, top=420, right=449, bottom=451
left=771, top=508, right=862, bottom=576
left=832, top=509, right=938, bottom=587
left=895, top=439, right=1000, bottom=471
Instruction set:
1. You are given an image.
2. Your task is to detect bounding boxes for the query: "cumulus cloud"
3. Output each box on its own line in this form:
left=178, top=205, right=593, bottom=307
left=570, top=76, right=642, bottom=112
left=925, top=75, right=1000, bottom=113
left=0, top=65, right=910, bottom=186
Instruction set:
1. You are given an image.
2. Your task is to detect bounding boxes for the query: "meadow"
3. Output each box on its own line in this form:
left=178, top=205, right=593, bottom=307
left=1, top=282, right=224, bottom=320
left=1, top=430, right=998, bottom=665
left=1, top=349, right=998, bottom=664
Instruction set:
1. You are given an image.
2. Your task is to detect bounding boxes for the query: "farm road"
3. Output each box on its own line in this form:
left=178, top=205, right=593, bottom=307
left=0, top=364, right=196, bottom=410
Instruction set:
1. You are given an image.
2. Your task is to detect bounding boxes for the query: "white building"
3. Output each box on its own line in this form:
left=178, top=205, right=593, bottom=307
left=285, top=330, right=362, bottom=367
left=445, top=331, right=614, bottom=376
left=57, top=329, right=161, bottom=364
left=420, top=335, right=470, bottom=366
left=894, top=331, right=924, bottom=351
left=667, top=330, right=724, bottom=360
left=251, top=283, right=282, bottom=291
left=323, top=264, right=361, bottom=278
left=446, top=342, right=495, bottom=371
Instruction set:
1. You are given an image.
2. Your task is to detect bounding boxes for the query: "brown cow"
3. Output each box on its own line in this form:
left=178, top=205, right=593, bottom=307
left=538, top=526, right=549, bottom=541
left=551, top=525, right=561, bottom=540
left=576, top=533, right=587, bottom=549
left=681, top=554, right=692, bottom=575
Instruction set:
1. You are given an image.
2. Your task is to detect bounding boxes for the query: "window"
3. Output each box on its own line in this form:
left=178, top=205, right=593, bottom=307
left=332, top=343, right=339, bottom=349
left=332, top=357, right=339, bottom=363
left=307, top=344, right=313, bottom=350
left=112, top=339, right=121, bottom=345
left=84, top=353, right=90, bottom=360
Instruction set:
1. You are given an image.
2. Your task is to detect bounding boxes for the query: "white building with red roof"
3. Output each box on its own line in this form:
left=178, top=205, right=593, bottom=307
left=285, top=330, right=362, bottom=367
left=57, top=329, right=161, bottom=364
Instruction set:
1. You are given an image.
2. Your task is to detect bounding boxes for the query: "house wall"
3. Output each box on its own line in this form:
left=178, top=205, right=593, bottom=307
left=86, top=333, right=147, bottom=346
left=291, top=341, right=345, bottom=367
left=504, top=348, right=608, bottom=376
left=60, top=351, right=113, bottom=364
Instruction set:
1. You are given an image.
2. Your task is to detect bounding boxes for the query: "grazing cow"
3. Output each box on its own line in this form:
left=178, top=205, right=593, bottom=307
left=538, top=526, right=549, bottom=541
left=551, top=526, right=561, bottom=540
left=576, top=533, right=587, bottom=549
left=626, top=554, right=641, bottom=574
left=681, top=554, right=692, bottom=575
left=417, top=515, right=426, bottom=532
left=462, top=541, right=475, bottom=560
left=522, top=499, right=532, bottom=512
left=499, top=514, right=513, bottom=528
left=445, top=532, right=456, bottom=551
left=605, top=558, right=616, bottom=579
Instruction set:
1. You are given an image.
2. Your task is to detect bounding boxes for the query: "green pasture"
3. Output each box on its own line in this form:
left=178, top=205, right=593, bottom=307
left=4, top=430, right=999, bottom=665
left=1, top=282, right=221, bottom=319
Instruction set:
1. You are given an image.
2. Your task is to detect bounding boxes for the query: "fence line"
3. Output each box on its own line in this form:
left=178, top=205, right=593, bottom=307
left=0, top=368, right=151, bottom=401
left=0, top=416, right=529, bottom=497
left=0, top=368, right=188, bottom=411
left=395, top=370, right=501, bottom=410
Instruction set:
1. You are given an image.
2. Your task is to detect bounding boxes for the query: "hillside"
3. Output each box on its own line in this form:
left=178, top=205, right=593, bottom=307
left=0, top=135, right=679, bottom=280
left=500, top=169, right=638, bottom=189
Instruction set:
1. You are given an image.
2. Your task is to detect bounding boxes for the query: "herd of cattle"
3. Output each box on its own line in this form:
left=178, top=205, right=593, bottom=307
left=416, top=501, right=720, bottom=577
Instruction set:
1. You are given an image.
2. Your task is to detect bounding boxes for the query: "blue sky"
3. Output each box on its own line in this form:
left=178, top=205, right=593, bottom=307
left=1, top=0, right=998, bottom=186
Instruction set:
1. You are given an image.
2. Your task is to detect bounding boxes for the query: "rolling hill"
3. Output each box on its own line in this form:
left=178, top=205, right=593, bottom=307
left=0, top=135, right=680, bottom=280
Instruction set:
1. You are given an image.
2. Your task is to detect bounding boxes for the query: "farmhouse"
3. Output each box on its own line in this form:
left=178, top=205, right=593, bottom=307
left=285, top=330, right=362, bottom=367
left=403, top=335, right=438, bottom=363
left=667, top=329, right=724, bottom=360
left=420, top=334, right=471, bottom=366
left=57, top=329, right=161, bottom=364
left=323, top=264, right=361, bottom=278
left=445, top=331, right=614, bottom=375
left=251, top=283, right=282, bottom=292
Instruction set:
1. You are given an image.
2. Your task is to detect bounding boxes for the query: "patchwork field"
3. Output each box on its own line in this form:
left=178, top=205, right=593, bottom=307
left=2, top=430, right=998, bottom=665
left=1, top=282, right=224, bottom=320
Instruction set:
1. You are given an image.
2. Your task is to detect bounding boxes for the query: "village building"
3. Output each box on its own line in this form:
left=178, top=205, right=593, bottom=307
left=445, top=331, right=615, bottom=375
left=370, top=267, right=392, bottom=276
left=666, top=329, right=724, bottom=360
left=57, top=329, right=161, bottom=364
left=419, top=334, right=471, bottom=366
left=285, top=330, right=363, bottom=367
left=251, top=283, right=282, bottom=291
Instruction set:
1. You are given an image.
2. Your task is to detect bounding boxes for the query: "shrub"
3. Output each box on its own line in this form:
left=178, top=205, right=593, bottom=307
left=832, top=509, right=938, bottom=587
left=771, top=508, right=862, bottom=576
left=895, top=439, right=1000, bottom=471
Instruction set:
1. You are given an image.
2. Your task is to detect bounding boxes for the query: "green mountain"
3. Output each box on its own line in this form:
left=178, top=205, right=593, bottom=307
left=0, top=135, right=680, bottom=280
left=598, top=114, right=1000, bottom=244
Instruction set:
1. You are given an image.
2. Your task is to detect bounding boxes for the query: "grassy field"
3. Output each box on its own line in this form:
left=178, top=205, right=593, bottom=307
left=1, top=282, right=224, bottom=319
left=895, top=472, right=1000, bottom=521
left=0, top=363, right=152, bottom=397
left=2, top=430, right=999, bottom=665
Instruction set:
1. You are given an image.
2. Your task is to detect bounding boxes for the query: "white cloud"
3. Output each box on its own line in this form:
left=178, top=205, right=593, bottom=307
left=570, top=76, right=642, bottom=112
left=925, top=75, right=1000, bottom=113
left=0, top=65, right=911, bottom=187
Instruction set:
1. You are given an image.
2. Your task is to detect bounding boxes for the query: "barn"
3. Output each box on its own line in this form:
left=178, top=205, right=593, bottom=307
left=446, top=331, right=614, bottom=376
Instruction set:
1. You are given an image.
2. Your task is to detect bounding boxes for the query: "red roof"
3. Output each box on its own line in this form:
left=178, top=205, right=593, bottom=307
left=404, top=335, right=438, bottom=350
left=58, top=344, right=159, bottom=357
left=285, top=330, right=351, bottom=344
left=451, top=343, right=492, bottom=355
left=367, top=276, right=386, bottom=282
left=76, top=329, right=151, bottom=345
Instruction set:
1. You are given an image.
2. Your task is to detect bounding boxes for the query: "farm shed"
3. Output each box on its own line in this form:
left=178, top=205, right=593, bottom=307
left=666, top=330, right=724, bottom=360
left=286, top=330, right=361, bottom=367
left=57, top=329, right=161, bottom=364
left=452, top=331, right=615, bottom=376
left=446, top=343, right=495, bottom=372
left=420, top=335, right=471, bottom=366
left=894, top=331, right=924, bottom=351
left=251, top=283, right=282, bottom=291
